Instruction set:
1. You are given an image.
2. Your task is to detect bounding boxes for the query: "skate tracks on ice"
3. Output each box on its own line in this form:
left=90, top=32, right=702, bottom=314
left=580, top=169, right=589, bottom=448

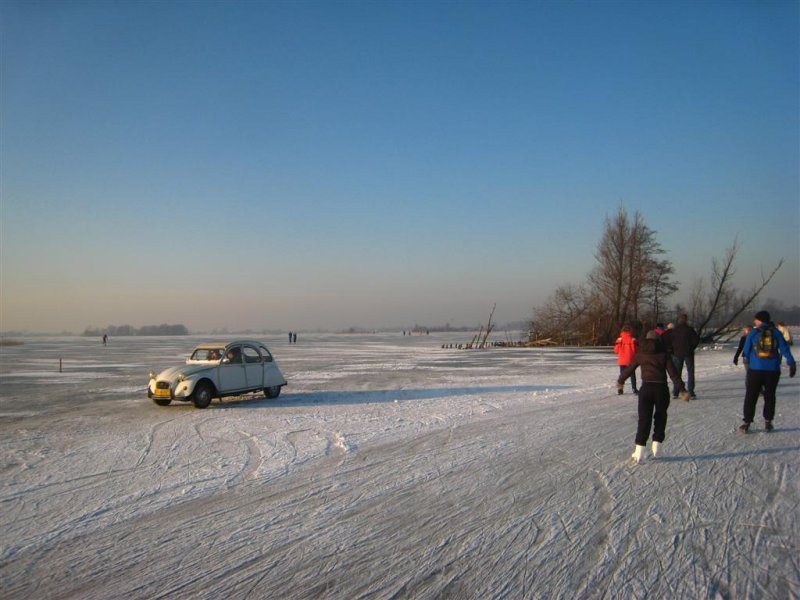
left=1, top=356, right=798, bottom=599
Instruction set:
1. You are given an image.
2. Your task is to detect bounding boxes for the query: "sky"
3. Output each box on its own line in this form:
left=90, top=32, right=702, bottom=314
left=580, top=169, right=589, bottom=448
left=1, top=0, right=798, bottom=333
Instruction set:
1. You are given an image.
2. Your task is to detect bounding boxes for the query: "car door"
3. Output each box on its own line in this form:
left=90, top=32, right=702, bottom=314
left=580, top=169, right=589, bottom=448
left=242, top=345, right=264, bottom=390
left=218, top=344, right=247, bottom=392
left=259, top=344, right=286, bottom=387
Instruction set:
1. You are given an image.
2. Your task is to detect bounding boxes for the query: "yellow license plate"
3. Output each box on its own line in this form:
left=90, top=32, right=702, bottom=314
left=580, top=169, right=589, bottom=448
left=154, top=388, right=171, bottom=398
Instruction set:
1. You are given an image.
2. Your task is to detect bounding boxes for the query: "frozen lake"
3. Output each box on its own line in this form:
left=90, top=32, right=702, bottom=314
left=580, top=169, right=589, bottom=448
left=1, top=332, right=798, bottom=598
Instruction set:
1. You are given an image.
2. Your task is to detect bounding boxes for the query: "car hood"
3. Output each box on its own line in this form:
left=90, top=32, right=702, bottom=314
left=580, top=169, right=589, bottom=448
left=156, top=364, right=216, bottom=381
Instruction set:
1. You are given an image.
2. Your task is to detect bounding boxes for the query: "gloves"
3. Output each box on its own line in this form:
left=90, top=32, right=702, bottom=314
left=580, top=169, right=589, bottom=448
left=679, top=388, right=690, bottom=402
left=791, top=363, right=797, bottom=378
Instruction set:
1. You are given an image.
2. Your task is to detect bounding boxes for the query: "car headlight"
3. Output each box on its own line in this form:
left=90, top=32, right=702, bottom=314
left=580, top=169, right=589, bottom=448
left=149, top=371, right=157, bottom=380
left=178, top=373, right=187, bottom=382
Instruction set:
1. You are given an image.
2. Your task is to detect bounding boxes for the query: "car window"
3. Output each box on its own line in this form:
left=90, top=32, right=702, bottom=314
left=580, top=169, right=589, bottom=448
left=225, top=346, right=243, bottom=364
left=191, top=348, right=223, bottom=360
left=242, top=346, right=262, bottom=364
left=258, top=345, right=273, bottom=362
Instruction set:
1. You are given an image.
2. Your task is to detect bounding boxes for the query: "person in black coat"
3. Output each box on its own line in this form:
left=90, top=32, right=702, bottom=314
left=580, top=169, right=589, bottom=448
left=619, top=330, right=688, bottom=463
left=662, top=313, right=700, bottom=398
left=733, top=326, right=752, bottom=366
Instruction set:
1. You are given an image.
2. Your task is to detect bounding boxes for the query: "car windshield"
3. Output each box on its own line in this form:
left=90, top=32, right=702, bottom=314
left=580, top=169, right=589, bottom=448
left=190, top=348, right=224, bottom=361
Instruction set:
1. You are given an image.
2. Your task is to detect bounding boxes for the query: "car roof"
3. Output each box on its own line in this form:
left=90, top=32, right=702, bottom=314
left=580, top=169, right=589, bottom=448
left=193, top=340, right=269, bottom=350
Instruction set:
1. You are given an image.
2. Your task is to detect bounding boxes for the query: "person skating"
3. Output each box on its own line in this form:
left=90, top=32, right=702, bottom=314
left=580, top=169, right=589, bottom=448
left=733, top=326, right=752, bottom=366
left=614, top=325, right=638, bottom=394
left=738, top=311, right=796, bottom=433
left=776, top=322, right=793, bottom=346
left=618, top=330, right=688, bottom=463
left=662, top=313, right=700, bottom=398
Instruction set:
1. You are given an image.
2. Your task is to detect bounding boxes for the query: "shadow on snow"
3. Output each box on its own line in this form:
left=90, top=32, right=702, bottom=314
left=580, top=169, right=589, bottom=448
left=659, top=440, right=800, bottom=463
left=214, top=384, right=573, bottom=409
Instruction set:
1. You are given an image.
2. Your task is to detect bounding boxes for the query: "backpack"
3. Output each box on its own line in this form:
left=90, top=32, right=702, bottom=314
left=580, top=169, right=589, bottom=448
left=755, top=326, right=779, bottom=359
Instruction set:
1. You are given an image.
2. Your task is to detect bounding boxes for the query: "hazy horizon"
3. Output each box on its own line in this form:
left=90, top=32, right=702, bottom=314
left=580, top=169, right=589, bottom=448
left=2, top=1, right=798, bottom=334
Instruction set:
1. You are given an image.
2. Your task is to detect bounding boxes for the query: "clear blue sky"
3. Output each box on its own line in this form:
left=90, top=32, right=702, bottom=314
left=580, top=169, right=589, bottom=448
left=2, top=0, right=798, bottom=333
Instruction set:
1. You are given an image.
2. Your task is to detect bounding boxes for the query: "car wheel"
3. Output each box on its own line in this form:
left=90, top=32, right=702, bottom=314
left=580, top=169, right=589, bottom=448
left=152, top=396, right=172, bottom=406
left=264, top=385, right=281, bottom=399
left=192, top=381, right=214, bottom=409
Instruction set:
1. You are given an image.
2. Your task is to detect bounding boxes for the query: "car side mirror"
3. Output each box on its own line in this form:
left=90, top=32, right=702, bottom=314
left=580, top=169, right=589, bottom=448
left=221, top=357, right=230, bottom=364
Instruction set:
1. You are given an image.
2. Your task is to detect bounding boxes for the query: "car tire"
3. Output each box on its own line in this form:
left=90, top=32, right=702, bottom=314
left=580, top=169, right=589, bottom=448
left=152, top=396, right=172, bottom=406
left=192, top=381, right=214, bottom=409
left=264, top=385, right=281, bottom=399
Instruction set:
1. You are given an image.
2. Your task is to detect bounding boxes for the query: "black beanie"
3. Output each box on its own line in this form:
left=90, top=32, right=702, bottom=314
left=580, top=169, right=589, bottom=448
left=754, top=310, right=771, bottom=323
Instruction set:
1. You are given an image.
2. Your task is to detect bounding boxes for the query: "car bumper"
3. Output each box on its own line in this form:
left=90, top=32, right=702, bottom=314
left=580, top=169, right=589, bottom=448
left=149, top=380, right=193, bottom=399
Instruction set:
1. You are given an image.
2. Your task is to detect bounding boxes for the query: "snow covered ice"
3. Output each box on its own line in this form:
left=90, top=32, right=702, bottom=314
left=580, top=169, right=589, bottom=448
left=1, top=332, right=798, bottom=599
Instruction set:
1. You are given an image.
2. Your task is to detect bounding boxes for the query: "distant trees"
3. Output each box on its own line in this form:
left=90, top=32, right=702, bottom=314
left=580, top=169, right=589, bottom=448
left=83, top=324, right=189, bottom=336
left=137, top=324, right=190, bottom=336
left=760, top=299, right=800, bottom=325
left=529, top=207, right=784, bottom=345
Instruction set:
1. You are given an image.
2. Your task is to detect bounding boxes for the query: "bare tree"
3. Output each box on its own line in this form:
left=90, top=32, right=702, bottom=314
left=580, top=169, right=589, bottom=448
left=645, top=258, right=679, bottom=323
left=480, top=303, right=496, bottom=348
left=588, top=207, right=676, bottom=343
left=529, top=214, right=781, bottom=347
left=689, top=237, right=783, bottom=340
left=530, top=283, right=593, bottom=344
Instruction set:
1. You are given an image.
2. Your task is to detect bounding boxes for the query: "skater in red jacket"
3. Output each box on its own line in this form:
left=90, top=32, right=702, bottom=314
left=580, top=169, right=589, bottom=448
left=614, top=326, right=638, bottom=394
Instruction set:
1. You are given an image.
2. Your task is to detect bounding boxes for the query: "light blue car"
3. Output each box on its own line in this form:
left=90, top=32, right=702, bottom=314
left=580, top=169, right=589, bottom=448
left=148, top=340, right=287, bottom=408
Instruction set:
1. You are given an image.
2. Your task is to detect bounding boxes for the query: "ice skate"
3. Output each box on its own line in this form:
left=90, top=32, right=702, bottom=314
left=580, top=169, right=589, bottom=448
left=651, top=441, right=661, bottom=458
left=765, top=420, right=774, bottom=432
left=631, top=444, right=645, bottom=464
left=738, top=422, right=750, bottom=434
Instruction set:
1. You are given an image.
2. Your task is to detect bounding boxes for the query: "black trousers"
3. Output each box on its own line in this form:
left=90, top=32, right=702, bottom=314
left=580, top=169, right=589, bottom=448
left=742, top=369, right=780, bottom=423
left=619, top=365, right=637, bottom=391
left=636, top=383, right=671, bottom=445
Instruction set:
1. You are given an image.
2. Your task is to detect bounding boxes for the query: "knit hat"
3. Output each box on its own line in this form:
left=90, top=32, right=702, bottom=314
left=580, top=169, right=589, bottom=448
left=754, top=310, right=771, bottom=323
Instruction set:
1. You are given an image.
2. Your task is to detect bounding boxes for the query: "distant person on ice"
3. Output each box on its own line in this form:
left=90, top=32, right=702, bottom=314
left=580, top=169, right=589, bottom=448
left=618, top=330, right=688, bottom=463
left=613, top=325, right=638, bottom=394
left=738, top=311, right=796, bottom=433
left=662, top=313, right=700, bottom=399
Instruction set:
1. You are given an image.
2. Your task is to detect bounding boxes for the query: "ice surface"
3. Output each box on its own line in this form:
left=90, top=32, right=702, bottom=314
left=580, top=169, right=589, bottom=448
left=0, top=332, right=798, bottom=599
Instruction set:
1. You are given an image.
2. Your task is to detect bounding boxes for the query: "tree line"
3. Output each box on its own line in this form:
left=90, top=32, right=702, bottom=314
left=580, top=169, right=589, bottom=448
left=83, top=324, right=189, bottom=336
left=529, top=207, right=783, bottom=346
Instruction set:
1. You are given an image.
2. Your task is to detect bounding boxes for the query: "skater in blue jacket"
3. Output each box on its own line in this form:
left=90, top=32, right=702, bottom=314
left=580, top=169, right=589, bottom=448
left=738, top=310, right=796, bottom=433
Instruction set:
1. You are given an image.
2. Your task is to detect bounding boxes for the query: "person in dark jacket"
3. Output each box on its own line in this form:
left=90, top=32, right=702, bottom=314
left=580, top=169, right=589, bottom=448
left=662, top=313, right=700, bottom=399
left=738, top=310, right=796, bottom=433
left=733, top=326, right=752, bottom=366
left=619, top=330, right=688, bottom=463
